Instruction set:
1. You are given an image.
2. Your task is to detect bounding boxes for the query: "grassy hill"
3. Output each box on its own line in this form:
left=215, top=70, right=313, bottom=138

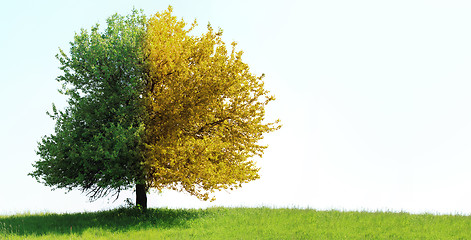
left=1, top=207, right=470, bottom=239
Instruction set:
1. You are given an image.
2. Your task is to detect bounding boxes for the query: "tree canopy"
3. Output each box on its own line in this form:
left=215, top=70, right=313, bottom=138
left=30, top=7, right=279, bottom=208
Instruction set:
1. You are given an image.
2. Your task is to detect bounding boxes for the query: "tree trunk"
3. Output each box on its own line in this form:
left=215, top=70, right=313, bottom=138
left=136, top=183, right=147, bottom=210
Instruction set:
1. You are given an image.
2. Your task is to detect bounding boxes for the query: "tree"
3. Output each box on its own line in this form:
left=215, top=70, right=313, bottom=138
left=31, top=7, right=279, bottom=210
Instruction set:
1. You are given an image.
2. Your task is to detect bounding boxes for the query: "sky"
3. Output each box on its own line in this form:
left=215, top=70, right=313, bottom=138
left=1, top=0, right=471, bottom=215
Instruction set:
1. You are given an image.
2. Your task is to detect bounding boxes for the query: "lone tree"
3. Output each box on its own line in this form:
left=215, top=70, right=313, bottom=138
left=31, top=7, right=279, bottom=210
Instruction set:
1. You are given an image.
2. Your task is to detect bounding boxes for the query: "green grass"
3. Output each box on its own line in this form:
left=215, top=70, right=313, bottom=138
left=1, top=207, right=470, bottom=239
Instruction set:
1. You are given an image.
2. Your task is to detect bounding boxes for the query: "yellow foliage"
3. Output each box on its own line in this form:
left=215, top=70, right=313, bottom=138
left=143, top=7, right=280, bottom=201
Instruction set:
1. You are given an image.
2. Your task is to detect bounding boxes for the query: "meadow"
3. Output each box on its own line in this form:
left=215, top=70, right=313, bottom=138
left=1, top=207, right=470, bottom=239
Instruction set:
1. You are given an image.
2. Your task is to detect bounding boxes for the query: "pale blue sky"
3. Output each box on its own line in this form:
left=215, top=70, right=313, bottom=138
left=1, top=0, right=471, bottom=215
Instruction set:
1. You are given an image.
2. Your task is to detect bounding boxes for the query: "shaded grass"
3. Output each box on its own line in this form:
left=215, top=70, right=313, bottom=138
left=1, top=207, right=471, bottom=239
left=0, top=207, right=206, bottom=238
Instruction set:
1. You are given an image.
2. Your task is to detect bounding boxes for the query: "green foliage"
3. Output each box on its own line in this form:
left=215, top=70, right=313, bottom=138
left=30, top=10, right=147, bottom=200
left=1, top=208, right=471, bottom=239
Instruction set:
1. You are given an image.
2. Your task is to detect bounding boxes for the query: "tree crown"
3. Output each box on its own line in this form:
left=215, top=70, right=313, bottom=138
left=31, top=7, right=280, bottom=203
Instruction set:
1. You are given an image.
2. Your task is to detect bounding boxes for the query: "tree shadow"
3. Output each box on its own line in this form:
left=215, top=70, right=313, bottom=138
left=0, top=207, right=208, bottom=236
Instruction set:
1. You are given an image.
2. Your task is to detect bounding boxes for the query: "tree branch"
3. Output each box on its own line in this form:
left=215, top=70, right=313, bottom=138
left=195, top=117, right=229, bottom=139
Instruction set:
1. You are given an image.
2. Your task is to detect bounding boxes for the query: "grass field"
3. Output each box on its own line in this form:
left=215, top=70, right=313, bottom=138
left=1, top=207, right=470, bottom=239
